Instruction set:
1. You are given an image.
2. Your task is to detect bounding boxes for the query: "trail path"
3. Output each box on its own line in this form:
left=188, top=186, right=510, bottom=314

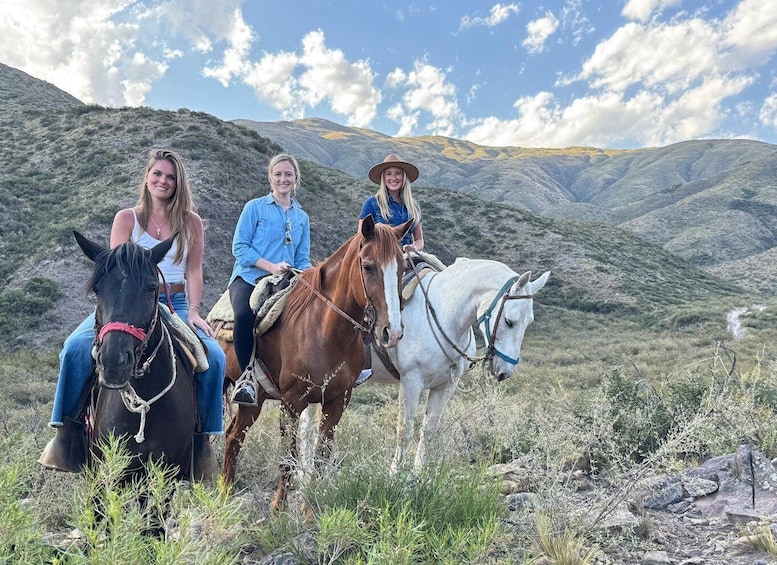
left=726, top=305, right=766, bottom=340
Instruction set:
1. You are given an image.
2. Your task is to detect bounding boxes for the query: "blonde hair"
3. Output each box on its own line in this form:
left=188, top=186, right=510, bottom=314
left=137, top=149, right=197, bottom=264
left=375, top=172, right=422, bottom=226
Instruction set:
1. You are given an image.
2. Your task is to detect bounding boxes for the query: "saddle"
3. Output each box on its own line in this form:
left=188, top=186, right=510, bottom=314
left=206, top=272, right=297, bottom=341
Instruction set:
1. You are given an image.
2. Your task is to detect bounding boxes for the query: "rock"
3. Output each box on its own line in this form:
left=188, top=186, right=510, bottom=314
left=642, top=550, right=672, bottom=564
left=635, top=476, right=684, bottom=510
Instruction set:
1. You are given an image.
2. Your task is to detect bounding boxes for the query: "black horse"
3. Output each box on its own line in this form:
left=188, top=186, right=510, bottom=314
left=73, top=230, right=209, bottom=481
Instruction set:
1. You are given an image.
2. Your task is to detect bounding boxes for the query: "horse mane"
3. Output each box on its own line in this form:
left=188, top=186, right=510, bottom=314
left=86, top=241, right=156, bottom=293
left=282, top=235, right=356, bottom=327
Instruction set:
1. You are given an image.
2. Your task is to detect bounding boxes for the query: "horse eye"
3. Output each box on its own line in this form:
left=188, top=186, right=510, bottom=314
left=505, top=318, right=514, bottom=328
left=363, top=263, right=375, bottom=275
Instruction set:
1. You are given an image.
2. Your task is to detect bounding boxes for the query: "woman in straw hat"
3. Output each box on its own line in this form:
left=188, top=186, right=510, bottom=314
left=358, top=153, right=425, bottom=251
left=355, top=154, right=424, bottom=385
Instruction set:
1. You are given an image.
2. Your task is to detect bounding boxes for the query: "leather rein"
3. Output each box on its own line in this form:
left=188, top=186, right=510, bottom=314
left=289, top=239, right=378, bottom=335
left=407, top=256, right=533, bottom=370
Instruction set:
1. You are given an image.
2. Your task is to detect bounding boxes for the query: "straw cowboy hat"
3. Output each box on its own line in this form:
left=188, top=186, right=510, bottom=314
left=368, top=154, right=420, bottom=184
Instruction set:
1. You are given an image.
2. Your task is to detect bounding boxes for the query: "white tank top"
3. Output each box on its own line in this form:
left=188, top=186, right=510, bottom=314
left=130, top=209, right=186, bottom=284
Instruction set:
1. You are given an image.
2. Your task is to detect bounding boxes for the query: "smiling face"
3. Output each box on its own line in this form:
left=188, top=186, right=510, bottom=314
left=382, top=166, right=405, bottom=196
left=270, top=159, right=297, bottom=199
left=144, top=158, right=178, bottom=202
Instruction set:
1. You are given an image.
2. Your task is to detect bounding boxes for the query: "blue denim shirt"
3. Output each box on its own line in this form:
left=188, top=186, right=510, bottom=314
left=229, top=194, right=312, bottom=286
left=359, top=195, right=419, bottom=246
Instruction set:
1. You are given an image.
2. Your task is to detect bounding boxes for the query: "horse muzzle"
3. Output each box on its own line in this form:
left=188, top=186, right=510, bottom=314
left=377, top=323, right=403, bottom=348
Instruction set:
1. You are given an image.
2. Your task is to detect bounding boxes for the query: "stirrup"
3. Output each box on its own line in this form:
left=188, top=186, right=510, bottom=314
left=355, top=369, right=373, bottom=386
left=231, top=381, right=257, bottom=406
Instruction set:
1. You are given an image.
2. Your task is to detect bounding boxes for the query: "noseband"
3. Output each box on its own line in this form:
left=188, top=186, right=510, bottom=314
left=95, top=301, right=161, bottom=380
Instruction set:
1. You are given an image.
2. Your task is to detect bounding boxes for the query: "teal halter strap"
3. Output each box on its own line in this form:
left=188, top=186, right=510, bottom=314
left=476, top=275, right=532, bottom=366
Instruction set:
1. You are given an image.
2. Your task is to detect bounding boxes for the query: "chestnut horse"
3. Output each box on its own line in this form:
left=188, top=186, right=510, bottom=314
left=221, top=216, right=411, bottom=510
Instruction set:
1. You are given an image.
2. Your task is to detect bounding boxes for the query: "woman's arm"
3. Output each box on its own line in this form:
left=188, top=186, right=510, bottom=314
left=410, top=223, right=425, bottom=251
left=109, top=208, right=135, bottom=248
left=184, top=213, right=213, bottom=336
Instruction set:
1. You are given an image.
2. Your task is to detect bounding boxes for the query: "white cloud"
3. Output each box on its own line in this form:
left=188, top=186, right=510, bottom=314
left=385, top=60, right=461, bottom=137
left=0, top=0, right=155, bottom=106
left=523, top=12, right=560, bottom=53
left=759, top=94, right=777, bottom=128
left=622, top=0, right=682, bottom=22
left=243, top=51, right=300, bottom=114
left=238, top=30, right=382, bottom=127
left=202, top=9, right=255, bottom=86
left=460, top=3, right=519, bottom=31
left=295, top=31, right=381, bottom=127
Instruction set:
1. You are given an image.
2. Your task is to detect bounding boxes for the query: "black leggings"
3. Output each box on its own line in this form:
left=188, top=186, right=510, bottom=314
left=229, top=277, right=256, bottom=372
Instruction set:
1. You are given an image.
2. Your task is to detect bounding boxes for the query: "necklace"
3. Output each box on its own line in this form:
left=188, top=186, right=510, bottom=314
left=149, top=215, right=167, bottom=237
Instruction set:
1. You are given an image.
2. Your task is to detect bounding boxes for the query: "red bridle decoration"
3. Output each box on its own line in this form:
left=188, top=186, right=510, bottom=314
left=98, top=322, right=147, bottom=343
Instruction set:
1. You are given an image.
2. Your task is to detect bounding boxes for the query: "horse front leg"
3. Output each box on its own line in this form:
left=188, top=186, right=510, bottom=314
left=222, top=402, right=263, bottom=485
left=271, top=406, right=298, bottom=512
left=391, top=378, right=424, bottom=475
left=415, top=378, right=458, bottom=472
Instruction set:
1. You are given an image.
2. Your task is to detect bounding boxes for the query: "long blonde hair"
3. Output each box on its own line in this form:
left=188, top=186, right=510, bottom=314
left=136, top=149, right=197, bottom=264
left=375, top=173, right=422, bottom=226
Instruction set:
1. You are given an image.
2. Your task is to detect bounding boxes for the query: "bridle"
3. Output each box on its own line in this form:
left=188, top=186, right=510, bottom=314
left=290, top=237, right=396, bottom=336
left=476, top=275, right=534, bottom=366
left=408, top=258, right=533, bottom=371
left=93, top=284, right=177, bottom=442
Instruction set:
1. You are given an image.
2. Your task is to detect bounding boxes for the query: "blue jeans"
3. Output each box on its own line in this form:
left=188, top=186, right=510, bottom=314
left=49, top=292, right=226, bottom=434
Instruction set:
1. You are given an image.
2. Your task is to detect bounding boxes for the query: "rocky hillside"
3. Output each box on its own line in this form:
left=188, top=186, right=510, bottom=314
left=0, top=64, right=757, bottom=351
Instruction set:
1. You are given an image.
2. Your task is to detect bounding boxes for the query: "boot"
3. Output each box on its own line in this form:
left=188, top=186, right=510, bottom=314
left=192, top=433, right=217, bottom=482
left=38, top=417, right=87, bottom=473
left=356, top=340, right=373, bottom=385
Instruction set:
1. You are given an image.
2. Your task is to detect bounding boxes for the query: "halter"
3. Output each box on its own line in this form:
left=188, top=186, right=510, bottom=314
left=476, top=275, right=534, bottom=366
left=290, top=238, right=381, bottom=335
left=93, top=291, right=177, bottom=442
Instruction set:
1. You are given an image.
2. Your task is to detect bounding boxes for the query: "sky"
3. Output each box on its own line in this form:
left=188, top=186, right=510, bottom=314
left=1, top=0, right=776, bottom=149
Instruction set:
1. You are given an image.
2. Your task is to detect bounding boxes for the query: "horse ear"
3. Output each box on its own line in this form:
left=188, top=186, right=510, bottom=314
left=361, top=215, right=376, bottom=240
left=512, top=271, right=532, bottom=294
left=396, top=219, right=414, bottom=242
left=529, top=271, right=551, bottom=294
left=73, top=230, right=107, bottom=263
left=150, top=231, right=178, bottom=265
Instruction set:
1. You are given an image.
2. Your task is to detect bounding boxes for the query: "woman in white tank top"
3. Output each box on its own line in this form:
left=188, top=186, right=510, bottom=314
left=41, top=150, right=226, bottom=479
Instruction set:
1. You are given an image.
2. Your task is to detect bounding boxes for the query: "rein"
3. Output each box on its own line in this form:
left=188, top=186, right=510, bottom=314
left=407, top=257, right=533, bottom=369
left=290, top=239, right=377, bottom=335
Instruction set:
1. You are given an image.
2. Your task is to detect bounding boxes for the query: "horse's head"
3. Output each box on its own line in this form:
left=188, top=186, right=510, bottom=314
left=479, top=270, right=551, bottom=381
left=74, top=230, right=174, bottom=390
left=356, top=215, right=412, bottom=348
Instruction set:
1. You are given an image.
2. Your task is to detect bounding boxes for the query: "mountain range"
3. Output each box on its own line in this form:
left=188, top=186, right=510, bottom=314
left=0, top=62, right=770, bottom=350
left=236, top=118, right=777, bottom=288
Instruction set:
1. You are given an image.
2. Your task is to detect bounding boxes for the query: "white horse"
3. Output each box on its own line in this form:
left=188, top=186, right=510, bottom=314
left=370, top=256, right=550, bottom=473
left=299, top=256, right=549, bottom=475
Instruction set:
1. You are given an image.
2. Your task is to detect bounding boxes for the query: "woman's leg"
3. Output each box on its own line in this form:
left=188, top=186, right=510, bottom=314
left=50, top=313, right=96, bottom=427
left=165, top=292, right=225, bottom=434
left=195, top=333, right=226, bottom=434
left=229, top=277, right=257, bottom=404
left=228, top=277, right=256, bottom=372
left=41, top=313, right=95, bottom=471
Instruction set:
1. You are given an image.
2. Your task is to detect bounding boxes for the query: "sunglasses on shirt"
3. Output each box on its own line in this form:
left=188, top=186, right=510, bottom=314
left=285, top=220, right=292, bottom=245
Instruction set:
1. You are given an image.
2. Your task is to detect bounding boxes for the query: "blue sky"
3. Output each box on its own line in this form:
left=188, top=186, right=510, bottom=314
left=1, top=0, right=776, bottom=149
